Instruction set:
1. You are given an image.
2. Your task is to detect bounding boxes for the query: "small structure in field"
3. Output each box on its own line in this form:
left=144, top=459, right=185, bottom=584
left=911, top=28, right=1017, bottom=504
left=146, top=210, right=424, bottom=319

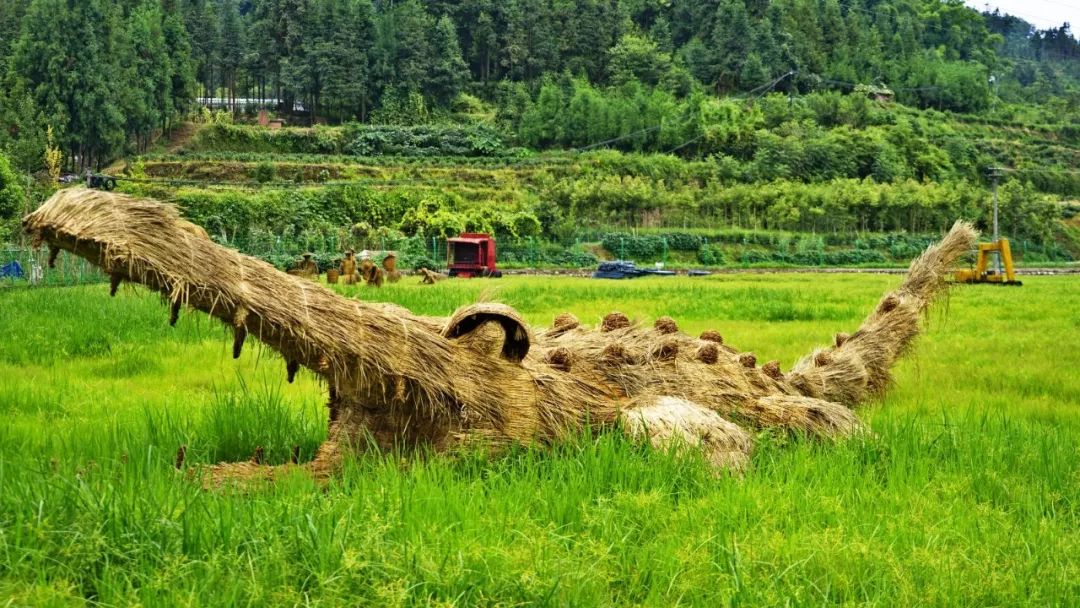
left=855, top=83, right=895, bottom=103
left=447, top=233, right=501, bottom=278
left=339, top=250, right=359, bottom=285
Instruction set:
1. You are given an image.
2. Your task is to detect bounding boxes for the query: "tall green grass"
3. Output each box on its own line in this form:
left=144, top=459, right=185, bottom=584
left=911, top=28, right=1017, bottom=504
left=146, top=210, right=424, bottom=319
left=0, top=276, right=1078, bottom=605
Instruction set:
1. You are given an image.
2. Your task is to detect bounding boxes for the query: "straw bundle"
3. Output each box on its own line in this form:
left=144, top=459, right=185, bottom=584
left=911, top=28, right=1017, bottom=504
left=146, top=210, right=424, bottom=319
left=420, top=268, right=447, bottom=284
left=24, top=189, right=976, bottom=484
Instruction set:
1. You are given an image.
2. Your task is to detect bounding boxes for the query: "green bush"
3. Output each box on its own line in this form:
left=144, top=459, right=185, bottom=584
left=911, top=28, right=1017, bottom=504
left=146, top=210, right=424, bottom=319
left=599, top=233, right=666, bottom=259
left=343, top=124, right=507, bottom=157
left=251, top=161, right=276, bottom=183
left=0, top=153, right=26, bottom=241
left=697, top=244, right=725, bottom=265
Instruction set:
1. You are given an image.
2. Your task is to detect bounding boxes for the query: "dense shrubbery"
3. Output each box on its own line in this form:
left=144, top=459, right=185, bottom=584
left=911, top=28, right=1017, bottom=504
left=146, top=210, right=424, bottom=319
left=499, top=242, right=599, bottom=268
left=131, top=184, right=540, bottom=257
left=343, top=124, right=510, bottom=157
left=0, top=153, right=26, bottom=242
left=547, top=176, right=984, bottom=234
left=515, top=84, right=1079, bottom=196
left=601, top=230, right=903, bottom=266
left=120, top=161, right=1068, bottom=267
left=193, top=124, right=347, bottom=155
left=188, top=88, right=1079, bottom=200
left=545, top=173, right=1064, bottom=245
left=193, top=123, right=512, bottom=158
left=601, top=230, right=940, bottom=257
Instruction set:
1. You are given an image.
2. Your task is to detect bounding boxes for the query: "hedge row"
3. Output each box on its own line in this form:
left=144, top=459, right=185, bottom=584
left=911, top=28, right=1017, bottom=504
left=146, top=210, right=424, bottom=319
left=192, top=123, right=513, bottom=158
left=599, top=231, right=938, bottom=260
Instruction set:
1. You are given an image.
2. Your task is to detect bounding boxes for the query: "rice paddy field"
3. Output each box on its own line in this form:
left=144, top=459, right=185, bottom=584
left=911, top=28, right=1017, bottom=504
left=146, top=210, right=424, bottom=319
left=1, top=273, right=1078, bottom=606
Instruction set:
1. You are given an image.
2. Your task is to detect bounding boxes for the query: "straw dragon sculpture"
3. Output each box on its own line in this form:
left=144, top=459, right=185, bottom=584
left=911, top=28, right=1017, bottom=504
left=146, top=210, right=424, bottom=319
left=24, top=189, right=978, bottom=483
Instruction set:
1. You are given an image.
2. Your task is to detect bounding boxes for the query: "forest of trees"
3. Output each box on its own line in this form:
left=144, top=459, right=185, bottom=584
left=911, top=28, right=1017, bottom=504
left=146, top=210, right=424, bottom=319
left=0, top=0, right=1078, bottom=173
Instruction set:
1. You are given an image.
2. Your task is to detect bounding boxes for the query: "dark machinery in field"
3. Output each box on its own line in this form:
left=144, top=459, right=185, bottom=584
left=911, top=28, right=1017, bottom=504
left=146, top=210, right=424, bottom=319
left=447, top=233, right=501, bottom=278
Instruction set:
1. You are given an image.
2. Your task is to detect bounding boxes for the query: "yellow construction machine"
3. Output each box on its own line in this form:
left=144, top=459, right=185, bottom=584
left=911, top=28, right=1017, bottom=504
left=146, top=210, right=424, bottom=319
left=955, top=168, right=1022, bottom=286
left=954, top=238, right=1022, bottom=285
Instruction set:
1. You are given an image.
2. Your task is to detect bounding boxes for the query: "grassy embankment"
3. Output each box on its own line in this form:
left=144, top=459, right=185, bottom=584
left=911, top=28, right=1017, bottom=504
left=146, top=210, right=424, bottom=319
left=1, top=274, right=1078, bottom=605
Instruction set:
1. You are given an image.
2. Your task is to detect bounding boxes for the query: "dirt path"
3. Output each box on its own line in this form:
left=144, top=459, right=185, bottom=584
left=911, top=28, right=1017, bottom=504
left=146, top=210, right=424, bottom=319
left=101, top=123, right=200, bottom=174
left=164, top=122, right=198, bottom=154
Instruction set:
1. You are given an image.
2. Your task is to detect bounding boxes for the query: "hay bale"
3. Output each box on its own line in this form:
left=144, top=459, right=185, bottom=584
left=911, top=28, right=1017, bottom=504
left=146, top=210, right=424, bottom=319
left=367, top=267, right=385, bottom=288
left=620, top=396, right=753, bottom=472
left=602, top=312, right=631, bottom=332
left=654, top=317, right=678, bottom=334
left=762, top=360, right=782, bottom=379
left=420, top=268, right=446, bottom=284
left=786, top=220, right=978, bottom=406
left=742, top=395, right=865, bottom=439
left=382, top=253, right=397, bottom=273
left=340, top=253, right=359, bottom=285
left=696, top=343, right=720, bottom=364
left=545, top=347, right=573, bottom=372
left=553, top=312, right=580, bottom=331
left=545, top=312, right=581, bottom=338
left=601, top=343, right=638, bottom=365
left=443, top=303, right=532, bottom=362
left=700, top=330, right=723, bottom=344
left=877, top=295, right=899, bottom=314
left=359, top=258, right=375, bottom=282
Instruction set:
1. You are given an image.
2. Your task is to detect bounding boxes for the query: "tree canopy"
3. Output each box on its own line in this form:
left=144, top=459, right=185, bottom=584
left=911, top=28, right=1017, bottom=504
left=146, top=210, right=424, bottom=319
left=0, top=0, right=1077, bottom=173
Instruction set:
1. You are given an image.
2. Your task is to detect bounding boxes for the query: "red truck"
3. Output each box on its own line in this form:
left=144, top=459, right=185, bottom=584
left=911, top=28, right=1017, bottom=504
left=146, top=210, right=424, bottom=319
left=447, top=233, right=501, bottom=278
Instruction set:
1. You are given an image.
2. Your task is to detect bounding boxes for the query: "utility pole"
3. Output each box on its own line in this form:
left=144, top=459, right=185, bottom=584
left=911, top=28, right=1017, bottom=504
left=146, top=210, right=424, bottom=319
left=988, top=167, right=1003, bottom=275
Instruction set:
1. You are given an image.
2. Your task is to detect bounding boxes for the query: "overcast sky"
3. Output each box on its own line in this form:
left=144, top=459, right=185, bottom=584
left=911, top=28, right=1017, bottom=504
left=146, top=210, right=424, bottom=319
left=965, top=0, right=1079, bottom=33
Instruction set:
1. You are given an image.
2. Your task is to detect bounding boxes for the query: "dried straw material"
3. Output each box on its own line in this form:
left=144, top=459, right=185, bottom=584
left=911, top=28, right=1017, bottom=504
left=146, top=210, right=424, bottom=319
left=24, top=189, right=977, bottom=483
left=420, top=268, right=446, bottom=284
left=700, top=330, right=724, bottom=344
left=621, top=396, right=752, bottom=471
left=654, top=317, right=678, bottom=334
left=601, top=312, right=631, bottom=332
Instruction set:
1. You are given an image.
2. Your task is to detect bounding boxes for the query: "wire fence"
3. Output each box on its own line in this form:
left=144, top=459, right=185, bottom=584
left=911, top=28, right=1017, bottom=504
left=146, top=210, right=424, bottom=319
left=0, top=247, right=105, bottom=289
left=233, top=234, right=598, bottom=271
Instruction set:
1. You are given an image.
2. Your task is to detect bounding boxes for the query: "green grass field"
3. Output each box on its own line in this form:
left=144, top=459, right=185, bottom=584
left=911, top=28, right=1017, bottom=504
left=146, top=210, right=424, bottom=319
left=1, top=275, right=1078, bottom=606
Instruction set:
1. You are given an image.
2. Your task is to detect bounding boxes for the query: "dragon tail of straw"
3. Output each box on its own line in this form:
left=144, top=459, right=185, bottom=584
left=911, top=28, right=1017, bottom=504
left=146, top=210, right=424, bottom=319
left=784, top=221, right=978, bottom=406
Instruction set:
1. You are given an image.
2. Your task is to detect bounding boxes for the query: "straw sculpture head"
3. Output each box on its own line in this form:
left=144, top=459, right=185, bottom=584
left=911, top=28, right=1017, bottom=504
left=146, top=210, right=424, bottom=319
left=23, top=188, right=978, bottom=485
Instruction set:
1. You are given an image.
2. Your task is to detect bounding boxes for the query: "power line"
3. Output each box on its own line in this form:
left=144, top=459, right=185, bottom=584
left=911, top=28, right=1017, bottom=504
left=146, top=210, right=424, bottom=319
left=817, top=77, right=941, bottom=93
left=742, top=70, right=798, bottom=98
left=997, top=166, right=1080, bottom=176
left=572, top=125, right=662, bottom=152
left=664, top=71, right=796, bottom=155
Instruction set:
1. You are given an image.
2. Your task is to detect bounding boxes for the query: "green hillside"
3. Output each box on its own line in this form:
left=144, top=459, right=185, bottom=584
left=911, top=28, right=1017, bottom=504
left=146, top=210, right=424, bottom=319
left=1, top=0, right=1078, bottom=266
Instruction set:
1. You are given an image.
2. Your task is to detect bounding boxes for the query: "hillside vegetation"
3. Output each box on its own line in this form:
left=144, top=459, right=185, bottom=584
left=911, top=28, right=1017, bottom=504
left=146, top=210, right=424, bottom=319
left=1, top=0, right=1078, bottom=267
left=115, top=100, right=1078, bottom=269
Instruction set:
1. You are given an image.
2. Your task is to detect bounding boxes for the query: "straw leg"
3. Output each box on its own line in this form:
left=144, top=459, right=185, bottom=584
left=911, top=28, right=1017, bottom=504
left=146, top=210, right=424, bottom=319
left=619, top=396, right=753, bottom=473
left=741, top=394, right=866, bottom=439
left=198, top=429, right=347, bottom=489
